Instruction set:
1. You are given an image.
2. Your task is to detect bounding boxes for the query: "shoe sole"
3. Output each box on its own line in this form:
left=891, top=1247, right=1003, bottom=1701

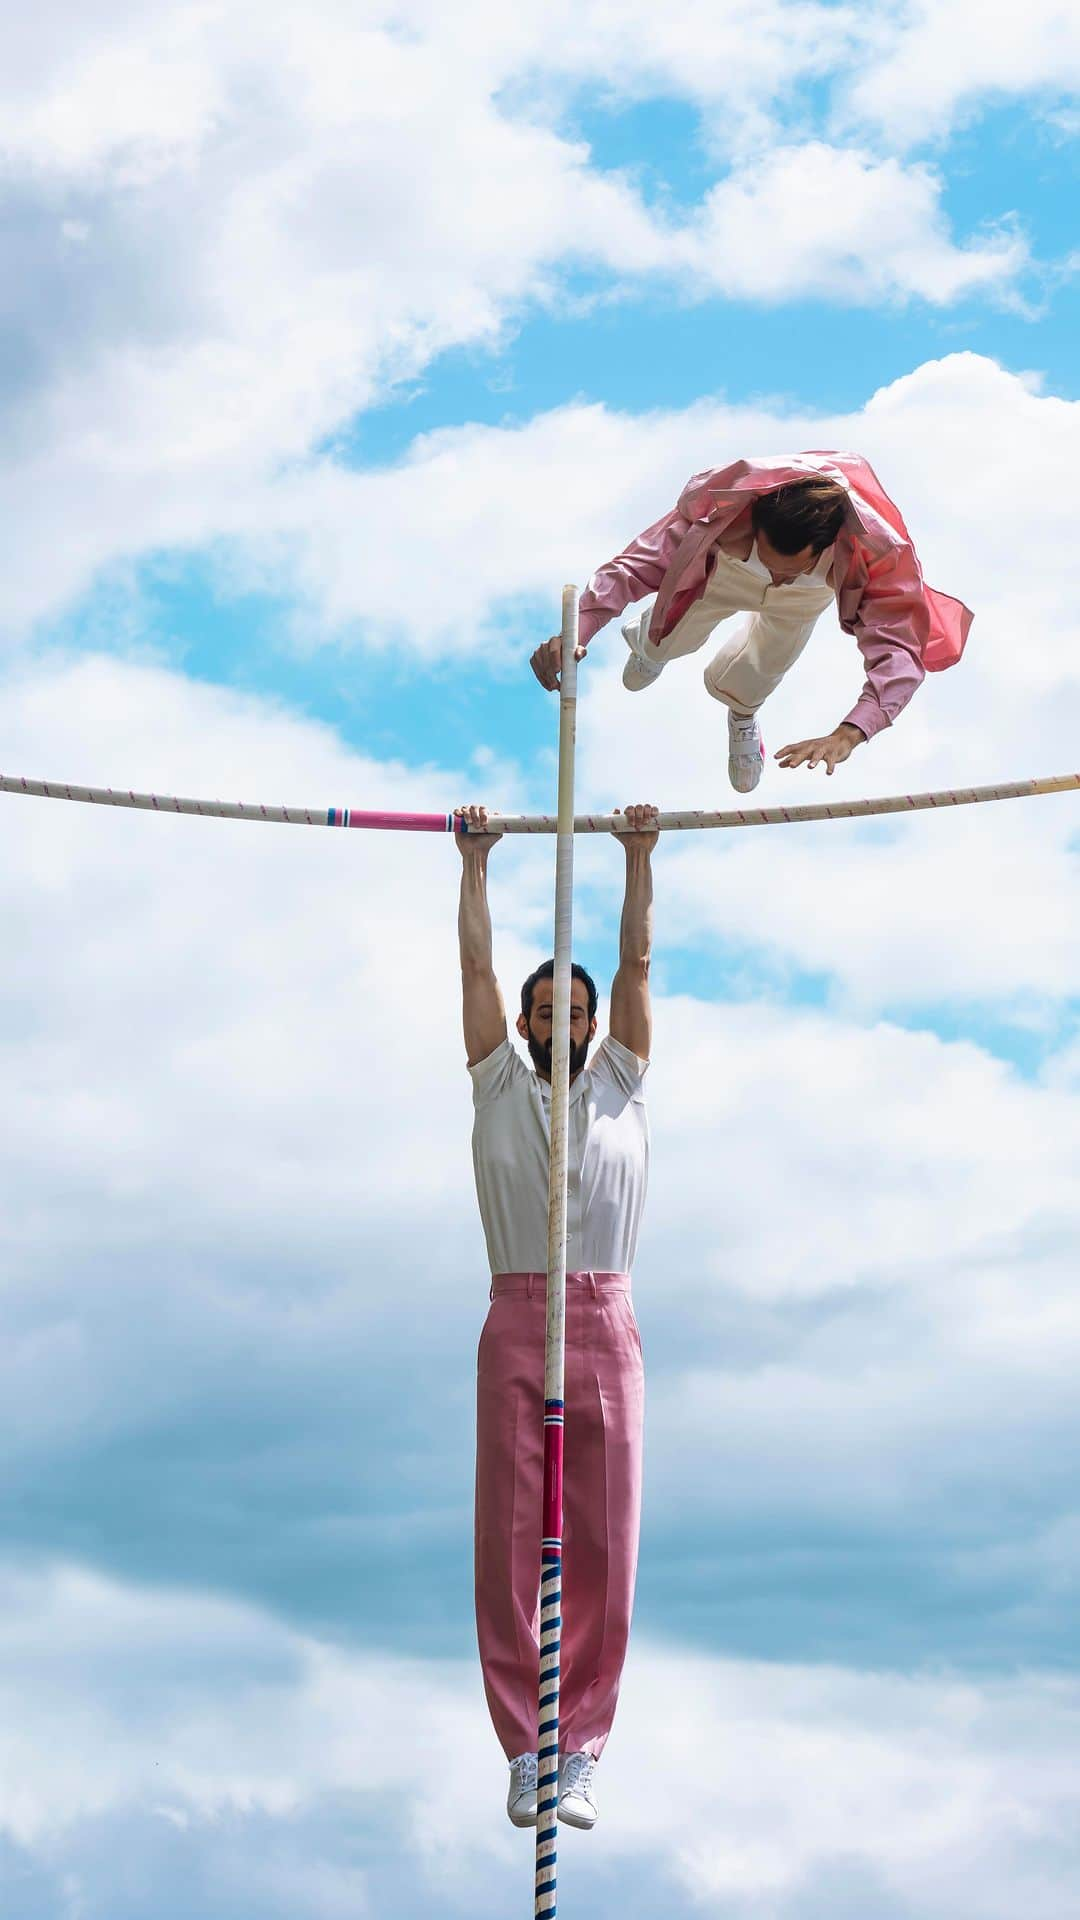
left=728, top=764, right=763, bottom=793
left=729, top=732, right=765, bottom=794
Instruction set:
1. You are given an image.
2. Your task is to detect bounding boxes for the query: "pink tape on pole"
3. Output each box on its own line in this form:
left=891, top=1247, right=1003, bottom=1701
left=332, top=808, right=456, bottom=832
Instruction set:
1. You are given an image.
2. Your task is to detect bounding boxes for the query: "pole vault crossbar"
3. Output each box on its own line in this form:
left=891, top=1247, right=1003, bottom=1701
left=2, top=772, right=1077, bottom=836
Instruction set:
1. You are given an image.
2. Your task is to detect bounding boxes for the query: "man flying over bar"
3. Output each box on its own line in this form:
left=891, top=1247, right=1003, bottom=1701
left=530, top=451, right=972, bottom=794
left=457, top=800, right=657, bottom=1834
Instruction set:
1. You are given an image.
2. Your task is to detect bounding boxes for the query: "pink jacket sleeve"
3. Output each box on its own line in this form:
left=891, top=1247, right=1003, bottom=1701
left=842, top=545, right=930, bottom=742
left=577, top=504, right=693, bottom=646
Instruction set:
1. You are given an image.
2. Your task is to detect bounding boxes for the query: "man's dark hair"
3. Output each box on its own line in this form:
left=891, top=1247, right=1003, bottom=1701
left=751, top=477, right=848, bottom=556
left=520, top=959, right=599, bottom=1024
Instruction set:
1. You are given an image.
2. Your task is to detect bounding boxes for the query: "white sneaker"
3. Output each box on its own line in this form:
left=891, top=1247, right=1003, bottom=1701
left=621, top=652, right=665, bottom=692
left=728, top=710, right=764, bottom=793
left=620, top=606, right=664, bottom=691
left=507, top=1752, right=538, bottom=1828
left=557, top=1751, right=598, bottom=1829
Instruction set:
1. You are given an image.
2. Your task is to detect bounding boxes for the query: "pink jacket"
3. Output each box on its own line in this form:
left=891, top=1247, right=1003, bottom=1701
left=578, top=452, right=973, bottom=740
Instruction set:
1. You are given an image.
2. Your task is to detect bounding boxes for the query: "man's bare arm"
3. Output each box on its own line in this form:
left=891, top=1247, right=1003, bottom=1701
left=457, top=805, right=508, bottom=1067
left=609, top=803, right=659, bottom=1060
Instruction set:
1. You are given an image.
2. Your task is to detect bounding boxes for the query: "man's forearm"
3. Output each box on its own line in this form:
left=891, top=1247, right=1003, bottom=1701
left=619, top=842, right=654, bottom=969
left=458, top=847, right=496, bottom=973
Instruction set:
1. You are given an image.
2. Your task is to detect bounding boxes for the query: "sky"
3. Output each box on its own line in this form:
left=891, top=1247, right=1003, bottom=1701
left=1, top=3, right=1080, bottom=1915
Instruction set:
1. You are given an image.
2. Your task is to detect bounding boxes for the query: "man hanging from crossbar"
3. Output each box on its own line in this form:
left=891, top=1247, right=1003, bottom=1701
left=530, top=452, right=972, bottom=793
left=456, top=800, right=657, bottom=1833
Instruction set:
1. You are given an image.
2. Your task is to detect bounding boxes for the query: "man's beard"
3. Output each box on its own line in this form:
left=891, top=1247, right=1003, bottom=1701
left=526, top=1029, right=590, bottom=1080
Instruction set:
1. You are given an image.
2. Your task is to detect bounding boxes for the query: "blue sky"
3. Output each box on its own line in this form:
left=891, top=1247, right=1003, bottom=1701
left=2, top=4, right=1080, bottom=1916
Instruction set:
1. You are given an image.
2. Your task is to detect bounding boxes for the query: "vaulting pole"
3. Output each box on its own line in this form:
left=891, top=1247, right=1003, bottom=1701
left=534, top=586, right=579, bottom=1919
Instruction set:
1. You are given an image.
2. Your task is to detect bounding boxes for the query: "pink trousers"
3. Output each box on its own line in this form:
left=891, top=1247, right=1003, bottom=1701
left=474, top=1270, right=645, bottom=1761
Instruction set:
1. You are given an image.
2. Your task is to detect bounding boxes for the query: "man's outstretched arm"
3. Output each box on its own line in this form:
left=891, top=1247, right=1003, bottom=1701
left=608, top=803, right=659, bottom=1061
left=529, top=500, right=694, bottom=690
left=775, top=546, right=930, bottom=773
left=457, top=805, right=507, bottom=1068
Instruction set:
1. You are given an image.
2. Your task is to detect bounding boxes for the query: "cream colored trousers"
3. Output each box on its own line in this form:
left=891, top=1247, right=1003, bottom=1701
left=622, top=547, right=836, bottom=715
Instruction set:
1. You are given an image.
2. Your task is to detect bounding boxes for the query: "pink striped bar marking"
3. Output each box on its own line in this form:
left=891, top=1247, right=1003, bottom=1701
left=328, top=807, right=457, bottom=832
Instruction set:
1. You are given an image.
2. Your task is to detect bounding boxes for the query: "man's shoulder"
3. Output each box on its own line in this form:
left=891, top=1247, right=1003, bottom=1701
left=589, top=1034, right=649, bottom=1099
left=469, top=1037, right=533, bottom=1107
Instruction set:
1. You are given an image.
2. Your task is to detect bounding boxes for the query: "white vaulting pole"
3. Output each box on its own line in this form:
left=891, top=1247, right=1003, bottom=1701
left=535, top=586, right=579, bottom=1919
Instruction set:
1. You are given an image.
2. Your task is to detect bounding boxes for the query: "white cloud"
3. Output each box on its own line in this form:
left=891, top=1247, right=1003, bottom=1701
left=642, top=995, right=1080, bottom=1301
left=141, top=350, right=1074, bottom=689
left=843, top=0, right=1080, bottom=149
left=2, top=1560, right=1080, bottom=1919
left=0, top=7, right=1034, bottom=635
left=686, top=145, right=1025, bottom=304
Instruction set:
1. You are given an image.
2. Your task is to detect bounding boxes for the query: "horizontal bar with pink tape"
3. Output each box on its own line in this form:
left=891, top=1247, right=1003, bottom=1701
left=2, top=771, right=1077, bottom=834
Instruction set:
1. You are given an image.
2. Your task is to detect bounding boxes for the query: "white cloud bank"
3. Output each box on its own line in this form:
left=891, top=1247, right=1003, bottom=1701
left=844, top=0, right=1080, bottom=149
left=1, top=1560, right=1079, bottom=1920
left=202, top=351, right=1071, bottom=666
left=0, top=4, right=1037, bottom=634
